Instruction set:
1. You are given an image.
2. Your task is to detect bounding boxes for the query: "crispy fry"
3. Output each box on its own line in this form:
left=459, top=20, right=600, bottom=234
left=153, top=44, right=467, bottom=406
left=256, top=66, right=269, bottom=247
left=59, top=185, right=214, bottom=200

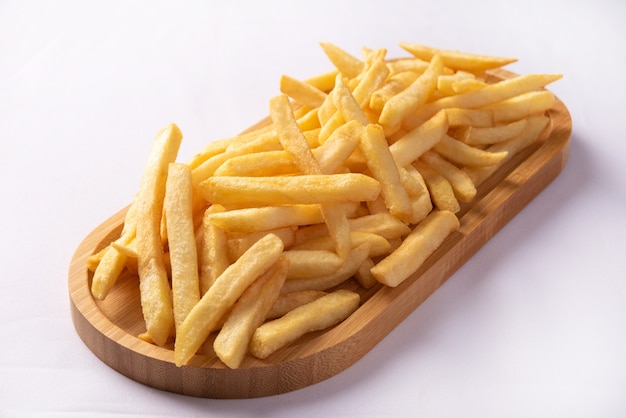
left=371, top=210, right=460, bottom=287
left=420, top=151, right=477, bottom=202
left=389, top=110, right=448, bottom=167
left=280, top=74, right=327, bottom=108
left=284, top=250, right=344, bottom=280
left=199, top=174, right=380, bottom=207
left=213, top=255, right=289, bottom=369
left=165, top=163, right=200, bottom=330
left=319, top=42, right=364, bottom=78
left=400, top=42, right=517, bottom=71
left=414, top=160, right=460, bottom=213
left=174, top=233, right=285, bottom=366
left=250, top=289, right=360, bottom=359
left=434, top=134, right=508, bottom=167
left=135, top=123, right=182, bottom=346
left=199, top=205, right=230, bottom=295
left=266, top=290, right=327, bottom=320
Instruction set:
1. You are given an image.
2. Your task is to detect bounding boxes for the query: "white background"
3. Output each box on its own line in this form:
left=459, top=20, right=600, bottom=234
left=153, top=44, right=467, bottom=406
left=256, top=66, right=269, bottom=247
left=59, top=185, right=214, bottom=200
left=1, top=0, right=625, bottom=416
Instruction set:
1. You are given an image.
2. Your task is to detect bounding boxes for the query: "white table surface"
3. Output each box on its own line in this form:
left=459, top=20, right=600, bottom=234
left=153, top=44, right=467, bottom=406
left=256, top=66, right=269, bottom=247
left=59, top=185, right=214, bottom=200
left=1, top=0, right=625, bottom=416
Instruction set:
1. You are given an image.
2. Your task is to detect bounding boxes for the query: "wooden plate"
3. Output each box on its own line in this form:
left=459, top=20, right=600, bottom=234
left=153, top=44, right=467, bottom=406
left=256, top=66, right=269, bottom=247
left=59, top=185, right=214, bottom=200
left=69, top=69, right=572, bottom=398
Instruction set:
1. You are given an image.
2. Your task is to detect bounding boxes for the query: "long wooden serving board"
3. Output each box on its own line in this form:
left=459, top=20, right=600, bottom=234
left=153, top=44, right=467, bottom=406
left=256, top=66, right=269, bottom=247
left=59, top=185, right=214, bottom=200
left=69, top=69, right=572, bottom=399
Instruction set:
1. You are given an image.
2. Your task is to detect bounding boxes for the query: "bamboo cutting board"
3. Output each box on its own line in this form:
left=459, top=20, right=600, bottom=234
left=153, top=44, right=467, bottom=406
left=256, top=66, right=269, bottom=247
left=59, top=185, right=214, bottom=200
left=69, top=69, right=572, bottom=398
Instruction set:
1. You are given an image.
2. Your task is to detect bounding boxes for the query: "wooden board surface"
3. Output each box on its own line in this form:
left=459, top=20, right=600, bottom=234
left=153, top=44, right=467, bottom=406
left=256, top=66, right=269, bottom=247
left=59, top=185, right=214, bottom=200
left=68, top=69, right=572, bottom=398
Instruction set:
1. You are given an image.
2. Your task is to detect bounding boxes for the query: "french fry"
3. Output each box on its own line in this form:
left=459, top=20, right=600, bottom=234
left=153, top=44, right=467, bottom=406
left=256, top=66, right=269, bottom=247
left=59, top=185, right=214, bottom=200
left=457, top=118, right=528, bottom=145
left=134, top=124, right=182, bottom=346
left=434, top=134, right=508, bottom=167
left=280, top=74, right=327, bottom=108
left=199, top=205, right=230, bottom=295
left=371, top=210, right=460, bottom=287
left=445, top=108, right=493, bottom=128
left=291, top=231, right=391, bottom=258
left=332, top=74, right=370, bottom=126
left=284, top=250, right=344, bottom=280
left=389, top=110, right=448, bottom=167
left=487, top=90, right=556, bottom=123
left=227, top=227, right=296, bottom=261
left=360, top=124, right=413, bottom=222
left=250, top=289, right=360, bottom=359
left=266, top=290, right=327, bottom=320
left=213, top=150, right=298, bottom=177
left=420, top=151, right=477, bottom=202
left=413, top=160, right=460, bottom=213
left=206, top=204, right=324, bottom=233
left=213, top=255, right=289, bottom=369
left=369, top=71, right=419, bottom=112
left=199, top=174, right=381, bottom=207
left=379, top=54, right=444, bottom=130
left=355, top=257, right=378, bottom=289
left=174, top=233, right=284, bottom=366
left=319, top=42, right=364, bottom=78
left=165, top=163, right=200, bottom=330
left=400, top=42, right=517, bottom=72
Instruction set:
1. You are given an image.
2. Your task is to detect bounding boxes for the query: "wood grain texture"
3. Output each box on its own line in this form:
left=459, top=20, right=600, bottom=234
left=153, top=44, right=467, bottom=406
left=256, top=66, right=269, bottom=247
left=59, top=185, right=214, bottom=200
left=68, top=69, right=571, bottom=398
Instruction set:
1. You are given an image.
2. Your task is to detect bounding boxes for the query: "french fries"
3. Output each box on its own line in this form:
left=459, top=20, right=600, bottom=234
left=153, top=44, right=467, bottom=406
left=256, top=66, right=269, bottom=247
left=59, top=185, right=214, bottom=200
left=89, top=41, right=560, bottom=368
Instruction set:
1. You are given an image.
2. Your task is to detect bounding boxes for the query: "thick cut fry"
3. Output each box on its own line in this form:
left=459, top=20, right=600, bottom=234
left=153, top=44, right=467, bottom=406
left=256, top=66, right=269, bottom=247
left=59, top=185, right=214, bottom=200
left=360, top=124, right=413, bottom=222
left=445, top=108, right=493, bottom=128
left=371, top=210, right=460, bottom=287
left=135, top=123, right=182, bottom=346
left=165, top=163, right=200, bottom=330
left=284, top=250, right=344, bottom=280
left=304, top=70, right=339, bottom=92
left=174, top=233, right=284, bottom=366
left=414, top=160, right=460, bottom=213
left=91, top=202, right=137, bottom=300
left=207, top=204, right=324, bottom=233
left=420, top=151, right=477, bottom=202
left=413, top=73, right=562, bottom=121
left=199, top=205, right=230, bottom=295
left=270, top=94, right=321, bottom=175
left=389, top=110, right=448, bottom=167
left=487, top=90, right=556, bottom=123
left=332, top=75, right=369, bottom=126
left=400, top=42, right=517, bottom=71
left=213, top=255, right=289, bottom=369
left=369, top=71, right=419, bottom=112
left=266, top=290, right=327, bottom=320
left=250, top=289, right=360, bottom=359
left=458, top=118, right=528, bottom=145
left=379, top=54, right=444, bottom=130
left=213, top=150, right=298, bottom=177
left=319, top=42, right=364, bottom=78
left=199, top=174, right=381, bottom=207
left=291, top=231, right=390, bottom=258
left=434, top=134, right=508, bottom=167
left=466, top=114, right=550, bottom=185
left=355, top=257, right=378, bottom=289
left=280, top=74, right=327, bottom=108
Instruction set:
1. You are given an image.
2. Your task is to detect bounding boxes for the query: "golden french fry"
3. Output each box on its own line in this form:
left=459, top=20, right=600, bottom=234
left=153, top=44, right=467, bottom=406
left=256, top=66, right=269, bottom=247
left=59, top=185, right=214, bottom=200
left=207, top=204, right=324, bottom=233
left=420, top=151, right=477, bottom=202
left=199, top=174, right=380, bottom=207
left=434, top=134, right=508, bottom=167
left=250, top=289, right=360, bottom=359
left=280, top=74, right=327, bottom=108
left=291, top=231, right=391, bottom=258
left=371, top=210, right=460, bottom=287
left=360, top=124, right=413, bottom=222
left=284, top=250, right=344, bottom=280
left=389, top=110, right=448, bottom=167
left=413, top=73, right=562, bottom=122
left=90, top=201, right=138, bottom=299
left=135, top=123, right=182, bottom=346
left=445, top=108, right=494, bottom=128
left=369, top=71, right=419, bottom=112
left=213, top=255, right=289, bottom=369
left=348, top=212, right=411, bottom=239
left=313, top=120, right=363, bottom=174
left=332, top=74, right=369, bottom=126
left=487, top=90, right=556, bottom=123
left=213, top=150, right=298, bottom=177
left=227, top=227, right=296, bottom=261
left=355, top=257, right=378, bottom=289
left=386, top=58, right=429, bottom=75
left=466, top=114, right=550, bottom=185
left=199, top=205, right=230, bottom=295
left=174, top=233, right=285, bottom=366
left=399, top=42, right=517, bottom=71
left=379, top=54, right=444, bottom=130
left=165, top=163, right=200, bottom=330
left=304, top=70, right=339, bottom=92
left=414, top=160, right=460, bottom=213
left=319, top=42, right=364, bottom=78
left=457, top=118, right=528, bottom=146
left=351, top=54, right=390, bottom=106
left=266, top=290, right=327, bottom=320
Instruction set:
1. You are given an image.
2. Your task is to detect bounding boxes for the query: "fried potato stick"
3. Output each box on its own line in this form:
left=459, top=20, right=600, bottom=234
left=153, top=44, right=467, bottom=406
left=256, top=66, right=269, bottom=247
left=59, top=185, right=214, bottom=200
left=174, top=233, right=285, bottom=366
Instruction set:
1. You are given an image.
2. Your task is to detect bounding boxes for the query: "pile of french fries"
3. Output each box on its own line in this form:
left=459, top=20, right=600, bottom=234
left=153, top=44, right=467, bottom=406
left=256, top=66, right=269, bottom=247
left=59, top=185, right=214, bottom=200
left=87, top=42, right=561, bottom=368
